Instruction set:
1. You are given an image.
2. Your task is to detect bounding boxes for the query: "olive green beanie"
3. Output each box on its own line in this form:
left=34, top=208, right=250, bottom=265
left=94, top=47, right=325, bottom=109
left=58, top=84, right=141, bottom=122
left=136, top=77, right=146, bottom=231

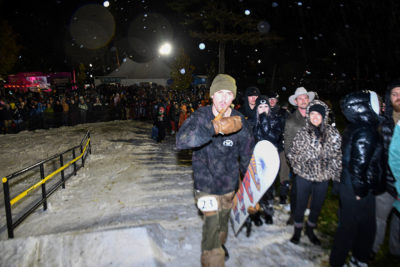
left=210, top=74, right=237, bottom=98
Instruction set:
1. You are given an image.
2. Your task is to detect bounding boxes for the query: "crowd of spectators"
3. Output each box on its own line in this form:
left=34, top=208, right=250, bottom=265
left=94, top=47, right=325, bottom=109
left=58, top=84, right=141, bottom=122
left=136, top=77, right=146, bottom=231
left=0, top=83, right=210, bottom=135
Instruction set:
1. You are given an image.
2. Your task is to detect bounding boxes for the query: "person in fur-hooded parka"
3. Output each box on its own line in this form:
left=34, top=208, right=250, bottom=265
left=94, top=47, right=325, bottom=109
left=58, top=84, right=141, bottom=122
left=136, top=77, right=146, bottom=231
left=287, top=100, right=342, bottom=183
left=287, top=99, right=342, bottom=246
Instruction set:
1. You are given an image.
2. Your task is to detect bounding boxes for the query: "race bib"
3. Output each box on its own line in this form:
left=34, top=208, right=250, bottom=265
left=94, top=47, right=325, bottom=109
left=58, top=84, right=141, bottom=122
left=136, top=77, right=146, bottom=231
left=197, top=196, right=218, bottom=212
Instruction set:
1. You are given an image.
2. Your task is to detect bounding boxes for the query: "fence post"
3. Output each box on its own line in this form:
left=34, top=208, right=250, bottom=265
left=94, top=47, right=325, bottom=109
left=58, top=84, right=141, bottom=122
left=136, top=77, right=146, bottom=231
left=88, top=132, right=92, bottom=155
left=3, top=178, right=14, bottom=238
left=80, top=144, right=84, bottom=167
left=60, top=154, right=65, bottom=189
left=40, top=164, right=47, bottom=211
left=73, top=148, right=77, bottom=175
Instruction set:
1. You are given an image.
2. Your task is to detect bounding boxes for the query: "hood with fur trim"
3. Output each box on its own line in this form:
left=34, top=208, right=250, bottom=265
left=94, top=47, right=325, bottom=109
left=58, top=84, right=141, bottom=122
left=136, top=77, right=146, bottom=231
left=305, top=99, right=329, bottom=128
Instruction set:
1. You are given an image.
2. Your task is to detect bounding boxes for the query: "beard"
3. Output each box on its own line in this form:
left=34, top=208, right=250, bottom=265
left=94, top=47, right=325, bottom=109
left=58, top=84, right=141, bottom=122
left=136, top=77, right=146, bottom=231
left=393, top=101, right=400, bottom=112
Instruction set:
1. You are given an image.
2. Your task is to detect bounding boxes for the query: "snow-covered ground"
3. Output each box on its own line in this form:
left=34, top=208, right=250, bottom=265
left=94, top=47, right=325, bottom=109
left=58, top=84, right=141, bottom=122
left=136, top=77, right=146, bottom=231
left=0, top=120, right=330, bottom=266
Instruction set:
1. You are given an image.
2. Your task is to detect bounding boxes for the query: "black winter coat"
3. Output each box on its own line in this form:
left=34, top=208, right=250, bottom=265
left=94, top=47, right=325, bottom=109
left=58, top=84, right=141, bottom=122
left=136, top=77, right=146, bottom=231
left=176, top=106, right=255, bottom=195
left=340, top=91, right=385, bottom=198
left=239, top=101, right=257, bottom=129
left=254, top=111, right=284, bottom=150
left=269, top=105, right=287, bottom=152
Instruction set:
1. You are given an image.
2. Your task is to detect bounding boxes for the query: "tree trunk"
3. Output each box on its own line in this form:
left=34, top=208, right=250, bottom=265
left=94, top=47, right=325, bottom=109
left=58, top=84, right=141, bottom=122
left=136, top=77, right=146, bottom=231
left=218, top=41, right=226, bottom=73
left=355, top=56, right=360, bottom=91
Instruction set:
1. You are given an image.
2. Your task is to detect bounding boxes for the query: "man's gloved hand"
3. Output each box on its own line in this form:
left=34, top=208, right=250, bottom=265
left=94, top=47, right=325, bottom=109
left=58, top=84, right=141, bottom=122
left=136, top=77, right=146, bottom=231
left=212, top=107, right=242, bottom=135
left=212, top=116, right=242, bottom=135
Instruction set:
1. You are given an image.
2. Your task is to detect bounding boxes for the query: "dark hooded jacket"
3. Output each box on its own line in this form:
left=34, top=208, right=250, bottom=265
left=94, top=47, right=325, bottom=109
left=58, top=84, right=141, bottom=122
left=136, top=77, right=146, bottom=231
left=340, top=91, right=385, bottom=198
left=269, top=103, right=287, bottom=152
left=379, top=81, right=400, bottom=197
left=239, top=87, right=260, bottom=129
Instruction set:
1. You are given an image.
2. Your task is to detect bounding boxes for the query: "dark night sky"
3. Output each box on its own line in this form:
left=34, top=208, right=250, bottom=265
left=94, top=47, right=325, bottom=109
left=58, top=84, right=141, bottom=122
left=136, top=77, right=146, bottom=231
left=1, top=0, right=400, bottom=94
left=1, top=0, right=185, bottom=71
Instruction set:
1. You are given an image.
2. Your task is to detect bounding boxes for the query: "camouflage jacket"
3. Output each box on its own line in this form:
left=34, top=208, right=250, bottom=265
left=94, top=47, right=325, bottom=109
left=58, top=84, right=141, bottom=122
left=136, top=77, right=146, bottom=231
left=176, top=106, right=255, bottom=195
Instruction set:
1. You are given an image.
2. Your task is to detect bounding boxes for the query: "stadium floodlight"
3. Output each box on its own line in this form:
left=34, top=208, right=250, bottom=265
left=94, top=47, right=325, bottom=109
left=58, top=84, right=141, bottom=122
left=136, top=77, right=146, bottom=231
left=159, top=43, right=172, bottom=55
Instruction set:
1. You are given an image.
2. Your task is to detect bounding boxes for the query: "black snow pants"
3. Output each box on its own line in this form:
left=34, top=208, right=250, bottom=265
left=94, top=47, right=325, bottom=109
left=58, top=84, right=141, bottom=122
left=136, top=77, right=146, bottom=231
left=329, top=184, right=376, bottom=267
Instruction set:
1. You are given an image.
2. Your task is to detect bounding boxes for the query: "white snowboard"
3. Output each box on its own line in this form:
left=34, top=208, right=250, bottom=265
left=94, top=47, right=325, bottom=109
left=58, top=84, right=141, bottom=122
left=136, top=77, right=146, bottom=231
left=230, top=140, right=280, bottom=235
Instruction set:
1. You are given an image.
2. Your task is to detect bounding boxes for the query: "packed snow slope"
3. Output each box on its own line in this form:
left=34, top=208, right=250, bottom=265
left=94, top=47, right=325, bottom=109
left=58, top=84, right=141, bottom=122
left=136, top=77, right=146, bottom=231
left=0, top=120, right=330, bottom=266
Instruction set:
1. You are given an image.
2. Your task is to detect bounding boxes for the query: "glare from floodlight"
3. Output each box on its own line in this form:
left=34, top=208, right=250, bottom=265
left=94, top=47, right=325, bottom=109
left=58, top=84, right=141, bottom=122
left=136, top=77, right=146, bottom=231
left=103, top=1, right=110, bottom=7
left=159, top=43, right=172, bottom=55
left=245, top=9, right=251, bottom=15
left=199, top=43, right=206, bottom=50
left=180, top=68, right=186, bottom=74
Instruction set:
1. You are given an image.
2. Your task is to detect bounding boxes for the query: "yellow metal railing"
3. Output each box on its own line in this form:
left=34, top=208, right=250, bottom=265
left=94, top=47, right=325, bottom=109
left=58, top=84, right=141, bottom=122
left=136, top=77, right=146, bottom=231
left=2, top=131, right=91, bottom=238
left=8, top=138, right=90, bottom=206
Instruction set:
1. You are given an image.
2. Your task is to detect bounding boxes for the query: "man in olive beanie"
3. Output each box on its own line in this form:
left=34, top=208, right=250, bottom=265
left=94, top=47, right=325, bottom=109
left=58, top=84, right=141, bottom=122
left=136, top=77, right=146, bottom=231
left=177, top=73, right=254, bottom=266
left=209, top=74, right=237, bottom=98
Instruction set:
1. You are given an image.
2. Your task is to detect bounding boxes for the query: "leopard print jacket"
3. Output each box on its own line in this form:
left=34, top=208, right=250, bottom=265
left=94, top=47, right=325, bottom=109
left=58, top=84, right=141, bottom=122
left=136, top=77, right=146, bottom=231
left=287, top=100, right=342, bottom=182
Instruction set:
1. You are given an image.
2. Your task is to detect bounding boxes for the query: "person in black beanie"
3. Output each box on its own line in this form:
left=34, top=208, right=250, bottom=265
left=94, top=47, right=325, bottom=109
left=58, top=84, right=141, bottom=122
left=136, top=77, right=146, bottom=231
left=287, top=100, right=342, bottom=246
left=239, top=86, right=260, bottom=129
left=254, top=95, right=284, bottom=225
left=372, top=81, right=400, bottom=259
left=243, top=95, right=281, bottom=235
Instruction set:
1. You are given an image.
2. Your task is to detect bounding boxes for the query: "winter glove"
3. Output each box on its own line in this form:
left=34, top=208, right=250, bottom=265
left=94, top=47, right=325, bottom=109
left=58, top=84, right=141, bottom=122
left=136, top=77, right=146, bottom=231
left=212, top=107, right=242, bottom=135
left=212, top=116, right=242, bottom=135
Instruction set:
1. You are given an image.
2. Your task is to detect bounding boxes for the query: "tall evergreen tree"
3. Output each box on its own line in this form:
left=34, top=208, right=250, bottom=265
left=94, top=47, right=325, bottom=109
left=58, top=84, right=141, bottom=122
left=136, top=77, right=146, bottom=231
left=77, top=63, right=87, bottom=88
left=168, top=0, right=282, bottom=73
left=0, top=20, right=21, bottom=77
left=170, top=48, right=195, bottom=91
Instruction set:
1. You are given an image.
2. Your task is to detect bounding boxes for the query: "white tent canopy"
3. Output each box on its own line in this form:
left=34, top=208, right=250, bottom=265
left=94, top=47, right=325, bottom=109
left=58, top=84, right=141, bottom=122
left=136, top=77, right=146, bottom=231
left=95, top=58, right=171, bottom=86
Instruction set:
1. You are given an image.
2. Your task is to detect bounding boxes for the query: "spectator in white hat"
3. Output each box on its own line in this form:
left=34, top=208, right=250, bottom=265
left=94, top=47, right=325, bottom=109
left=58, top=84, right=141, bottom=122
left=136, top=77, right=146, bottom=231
left=284, top=87, right=315, bottom=224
